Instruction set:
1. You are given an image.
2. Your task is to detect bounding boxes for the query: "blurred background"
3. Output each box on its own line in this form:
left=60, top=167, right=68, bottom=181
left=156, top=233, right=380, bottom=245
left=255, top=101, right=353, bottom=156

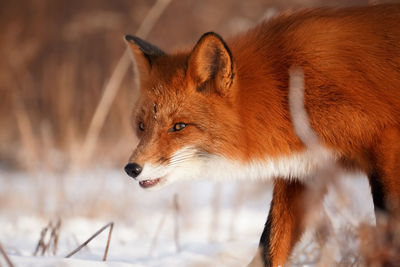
left=0, top=0, right=395, bottom=266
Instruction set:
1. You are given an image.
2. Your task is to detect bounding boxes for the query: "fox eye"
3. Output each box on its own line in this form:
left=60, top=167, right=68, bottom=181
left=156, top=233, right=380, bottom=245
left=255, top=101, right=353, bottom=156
left=138, top=122, right=145, bottom=131
left=169, top=122, right=186, bottom=132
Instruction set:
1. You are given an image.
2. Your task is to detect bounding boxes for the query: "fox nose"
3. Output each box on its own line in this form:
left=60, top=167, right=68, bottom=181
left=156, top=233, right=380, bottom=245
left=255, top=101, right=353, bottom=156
left=124, top=163, right=142, bottom=178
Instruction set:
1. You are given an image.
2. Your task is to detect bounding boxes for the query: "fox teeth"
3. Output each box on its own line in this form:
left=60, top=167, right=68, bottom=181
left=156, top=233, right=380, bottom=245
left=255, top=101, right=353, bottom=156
left=139, top=178, right=161, bottom=188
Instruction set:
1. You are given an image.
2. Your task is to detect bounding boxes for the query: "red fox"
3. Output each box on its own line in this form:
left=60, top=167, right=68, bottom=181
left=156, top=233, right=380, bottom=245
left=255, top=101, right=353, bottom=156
left=124, top=4, right=400, bottom=267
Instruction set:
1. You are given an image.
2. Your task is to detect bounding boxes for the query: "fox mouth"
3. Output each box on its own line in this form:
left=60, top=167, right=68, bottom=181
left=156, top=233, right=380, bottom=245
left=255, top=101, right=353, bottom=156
left=138, top=177, right=164, bottom=188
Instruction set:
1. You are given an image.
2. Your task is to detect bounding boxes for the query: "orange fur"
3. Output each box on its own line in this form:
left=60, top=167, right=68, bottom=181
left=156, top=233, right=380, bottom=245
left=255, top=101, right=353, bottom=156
left=125, top=4, right=400, bottom=266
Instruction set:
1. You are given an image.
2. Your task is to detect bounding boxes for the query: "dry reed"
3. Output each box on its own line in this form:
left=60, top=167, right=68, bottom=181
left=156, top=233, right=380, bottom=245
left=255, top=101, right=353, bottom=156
left=79, top=0, right=173, bottom=166
left=148, top=193, right=181, bottom=257
left=65, top=221, right=114, bottom=261
left=0, top=242, right=14, bottom=267
left=33, top=219, right=62, bottom=256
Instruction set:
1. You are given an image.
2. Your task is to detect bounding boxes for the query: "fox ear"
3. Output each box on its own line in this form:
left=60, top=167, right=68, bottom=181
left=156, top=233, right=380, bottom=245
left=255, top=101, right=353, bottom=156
left=125, top=35, right=165, bottom=87
left=187, top=32, right=234, bottom=96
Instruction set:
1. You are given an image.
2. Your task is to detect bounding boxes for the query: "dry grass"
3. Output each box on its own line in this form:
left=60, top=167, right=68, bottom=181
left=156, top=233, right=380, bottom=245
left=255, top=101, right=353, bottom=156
left=33, top=219, right=62, bottom=256
left=78, top=0, right=173, bottom=167
left=65, top=221, right=114, bottom=261
left=148, top=193, right=181, bottom=257
left=0, top=242, right=14, bottom=267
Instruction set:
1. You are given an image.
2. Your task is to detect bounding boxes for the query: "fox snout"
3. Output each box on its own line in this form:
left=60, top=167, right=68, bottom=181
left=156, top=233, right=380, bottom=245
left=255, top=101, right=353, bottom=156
left=124, top=162, right=143, bottom=179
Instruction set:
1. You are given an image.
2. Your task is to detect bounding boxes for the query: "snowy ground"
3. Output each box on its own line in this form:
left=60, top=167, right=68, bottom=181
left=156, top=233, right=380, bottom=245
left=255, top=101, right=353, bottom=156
left=0, top=169, right=375, bottom=266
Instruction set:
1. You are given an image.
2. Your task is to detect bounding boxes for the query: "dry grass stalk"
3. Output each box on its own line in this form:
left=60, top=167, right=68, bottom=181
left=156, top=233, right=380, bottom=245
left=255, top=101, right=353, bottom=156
left=228, top=183, right=246, bottom=240
left=209, top=184, right=222, bottom=243
left=103, top=222, right=114, bottom=261
left=3, top=41, right=41, bottom=171
left=72, top=233, right=91, bottom=253
left=33, top=223, right=49, bottom=256
left=79, top=0, right=173, bottom=166
left=65, top=222, right=114, bottom=261
left=12, top=89, right=40, bottom=171
left=0, top=242, right=14, bottom=267
left=148, top=201, right=172, bottom=257
left=173, top=194, right=181, bottom=253
left=77, top=51, right=130, bottom=166
left=33, top=219, right=62, bottom=256
left=49, top=219, right=62, bottom=255
left=148, top=193, right=181, bottom=257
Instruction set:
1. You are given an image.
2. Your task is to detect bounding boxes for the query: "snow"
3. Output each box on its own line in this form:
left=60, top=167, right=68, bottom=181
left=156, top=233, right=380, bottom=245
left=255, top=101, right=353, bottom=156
left=0, top=169, right=375, bottom=266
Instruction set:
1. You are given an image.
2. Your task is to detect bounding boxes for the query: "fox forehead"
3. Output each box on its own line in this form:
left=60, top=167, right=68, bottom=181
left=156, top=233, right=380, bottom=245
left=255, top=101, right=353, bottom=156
left=134, top=85, right=191, bottom=124
left=134, top=57, right=191, bottom=117
left=135, top=80, right=212, bottom=126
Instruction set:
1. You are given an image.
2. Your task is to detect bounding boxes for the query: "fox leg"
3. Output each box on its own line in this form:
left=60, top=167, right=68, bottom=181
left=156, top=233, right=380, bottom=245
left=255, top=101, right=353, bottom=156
left=250, top=179, right=307, bottom=267
left=369, top=127, right=400, bottom=215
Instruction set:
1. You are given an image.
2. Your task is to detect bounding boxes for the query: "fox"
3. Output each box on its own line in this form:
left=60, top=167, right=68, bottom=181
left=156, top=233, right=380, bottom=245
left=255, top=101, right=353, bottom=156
left=123, top=4, right=400, bottom=267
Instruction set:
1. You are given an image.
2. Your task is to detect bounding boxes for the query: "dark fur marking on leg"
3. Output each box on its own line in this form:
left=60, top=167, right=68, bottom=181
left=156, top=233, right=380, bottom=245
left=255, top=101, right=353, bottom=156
left=259, top=200, right=274, bottom=267
left=368, top=171, right=387, bottom=212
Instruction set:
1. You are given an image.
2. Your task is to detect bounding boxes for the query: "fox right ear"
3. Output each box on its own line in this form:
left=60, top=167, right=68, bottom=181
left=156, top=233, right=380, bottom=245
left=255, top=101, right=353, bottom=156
left=187, top=32, right=234, bottom=96
left=124, top=35, right=165, bottom=87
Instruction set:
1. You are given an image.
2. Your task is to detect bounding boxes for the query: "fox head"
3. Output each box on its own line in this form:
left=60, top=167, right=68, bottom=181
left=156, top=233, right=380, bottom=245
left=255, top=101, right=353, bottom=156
left=124, top=33, right=242, bottom=189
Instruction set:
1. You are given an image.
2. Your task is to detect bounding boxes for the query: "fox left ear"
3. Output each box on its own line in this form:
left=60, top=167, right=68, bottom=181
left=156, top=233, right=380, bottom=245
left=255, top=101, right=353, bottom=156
left=125, top=35, right=165, bottom=88
left=187, top=32, right=234, bottom=96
